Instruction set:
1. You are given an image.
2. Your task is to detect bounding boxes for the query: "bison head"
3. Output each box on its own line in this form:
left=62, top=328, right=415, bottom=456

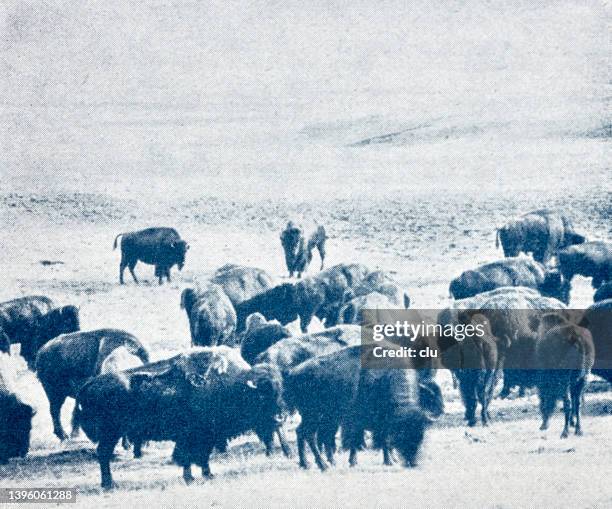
left=172, top=240, right=189, bottom=271
left=0, top=393, right=34, bottom=463
left=563, top=231, right=586, bottom=249
left=243, top=363, right=285, bottom=449
left=541, top=270, right=571, bottom=305
left=180, top=288, right=197, bottom=311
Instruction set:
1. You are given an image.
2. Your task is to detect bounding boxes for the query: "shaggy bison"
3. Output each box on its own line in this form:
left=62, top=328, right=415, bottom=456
left=440, top=314, right=500, bottom=426
left=535, top=318, right=594, bottom=438
left=449, top=257, right=570, bottom=304
left=558, top=241, right=612, bottom=289
left=235, top=283, right=298, bottom=332
left=75, top=347, right=284, bottom=489
left=209, top=264, right=275, bottom=307
left=447, top=286, right=567, bottom=399
left=496, top=210, right=585, bottom=264
left=0, top=357, right=34, bottom=464
left=36, top=329, right=150, bottom=441
left=181, top=285, right=237, bottom=347
left=0, top=296, right=80, bottom=369
left=280, top=222, right=327, bottom=278
left=114, top=227, right=189, bottom=285
left=285, top=345, right=433, bottom=471
left=239, top=313, right=292, bottom=366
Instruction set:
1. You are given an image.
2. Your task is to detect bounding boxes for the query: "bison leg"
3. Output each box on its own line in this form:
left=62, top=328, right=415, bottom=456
left=98, top=437, right=119, bottom=490
left=561, top=390, right=571, bottom=438
left=128, top=261, right=139, bottom=284
left=182, top=465, right=195, bottom=484
left=382, top=439, right=394, bottom=466
left=119, top=259, right=127, bottom=285
left=49, top=394, right=68, bottom=441
left=348, top=447, right=358, bottom=467
left=458, top=376, right=478, bottom=427
left=317, top=244, right=326, bottom=270
left=296, top=423, right=310, bottom=469
left=165, top=267, right=172, bottom=283
left=70, top=404, right=81, bottom=438
left=276, top=427, right=292, bottom=458
left=133, top=438, right=143, bottom=458
left=571, top=379, right=586, bottom=436
left=199, top=447, right=215, bottom=480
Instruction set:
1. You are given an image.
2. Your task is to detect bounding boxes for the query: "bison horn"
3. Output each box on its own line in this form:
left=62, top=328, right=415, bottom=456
left=246, top=380, right=258, bottom=389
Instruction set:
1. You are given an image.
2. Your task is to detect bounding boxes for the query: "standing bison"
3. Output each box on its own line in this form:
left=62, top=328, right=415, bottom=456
left=280, top=222, right=327, bottom=278
left=558, top=241, right=612, bottom=289
left=439, top=314, right=500, bottom=426
left=285, top=345, right=433, bottom=471
left=0, top=296, right=80, bottom=369
left=181, top=285, right=237, bottom=347
left=113, top=227, right=189, bottom=285
left=239, top=313, right=292, bottom=366
left=449, top=257, right=570, bottom=304
left=0, top=356, right=34, bottom=464
left=535, top=318, right=594, bottom=438
left=75, top=347, right=284, bottom=489
left=36, top=329, right=150, bottom=441
left=496, top=210, right=585, bottom=264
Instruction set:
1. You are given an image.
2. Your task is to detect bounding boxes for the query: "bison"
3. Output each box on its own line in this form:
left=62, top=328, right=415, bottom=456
left=559, top=241, right=612, bottom=289
left=284, top=345, right=433, bottom=471
left=239, top=313, right=292, bottom=366
left=0, top=356, right=34, bottom=464
left=579, top=300, right=612, bottom=384
left=181, top=285, right=237, bottom=347
left=75, top=347, right=284, bottom=489
left=535, top=319, right=594, bottom=438
left=208, top=264, right=275, bottom=307
left=446, top=286, right=567, bottom=399
left=496, top=210, right=585, bottom=264
left=280, top=222, right=327, bottom=278
left=36, top=329, right=150, bottom=441
left=235, top=283, right=298, bottom=333
left=449, top=257, right=570, bottom=304
left=0, top=296, right=80, bottom=369
left=113, top=227, right=189, bottom=285
left=440, top=314, right=500, bottom=426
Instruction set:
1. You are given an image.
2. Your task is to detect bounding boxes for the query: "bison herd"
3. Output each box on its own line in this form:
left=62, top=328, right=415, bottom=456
left=0, top=211, right=611, bottom=490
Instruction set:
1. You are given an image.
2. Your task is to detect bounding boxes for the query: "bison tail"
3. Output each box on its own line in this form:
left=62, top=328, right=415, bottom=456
left=112, top=234, right=123, bottom=250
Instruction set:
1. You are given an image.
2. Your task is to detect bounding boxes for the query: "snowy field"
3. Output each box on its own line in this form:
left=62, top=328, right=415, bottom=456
left=0, top=0, right=610, bottom=507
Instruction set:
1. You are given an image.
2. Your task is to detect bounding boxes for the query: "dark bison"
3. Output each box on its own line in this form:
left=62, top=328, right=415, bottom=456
left=0, top=296, right=80, bottom=369
left=235, top=283, right=298, bottom=333
left=593, top=282, right=612, bottom=303
left=449, top=257, right=570, bottom=304
left=535, top=319, right=594, bottom=438
left=209, top=264, right=275, bottom=307
left=559, top=241, right=612, bottom=289
left=579, top=300, right=612, bottom=384
left=75, top=347, right=284, bottom=489
left=447, top=287, right=567, bottom=399
left=440, top=314, right=500, bottom=426
left=113, top=227, right=189, bottom=285
left=36, top=329, right=150, bottom=441
left=0, top=359, right=34, bottom=464
left=181, top=285, right=237, bottom=347
left=280, top=222, right=327, bottom=278
left=496, top=210, right=585, bottom=264
left=285, top=345, right=433, bottom=471
left=330, top=292, right=401, bottom=327
left=239, top=313, right=292, bottom=366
